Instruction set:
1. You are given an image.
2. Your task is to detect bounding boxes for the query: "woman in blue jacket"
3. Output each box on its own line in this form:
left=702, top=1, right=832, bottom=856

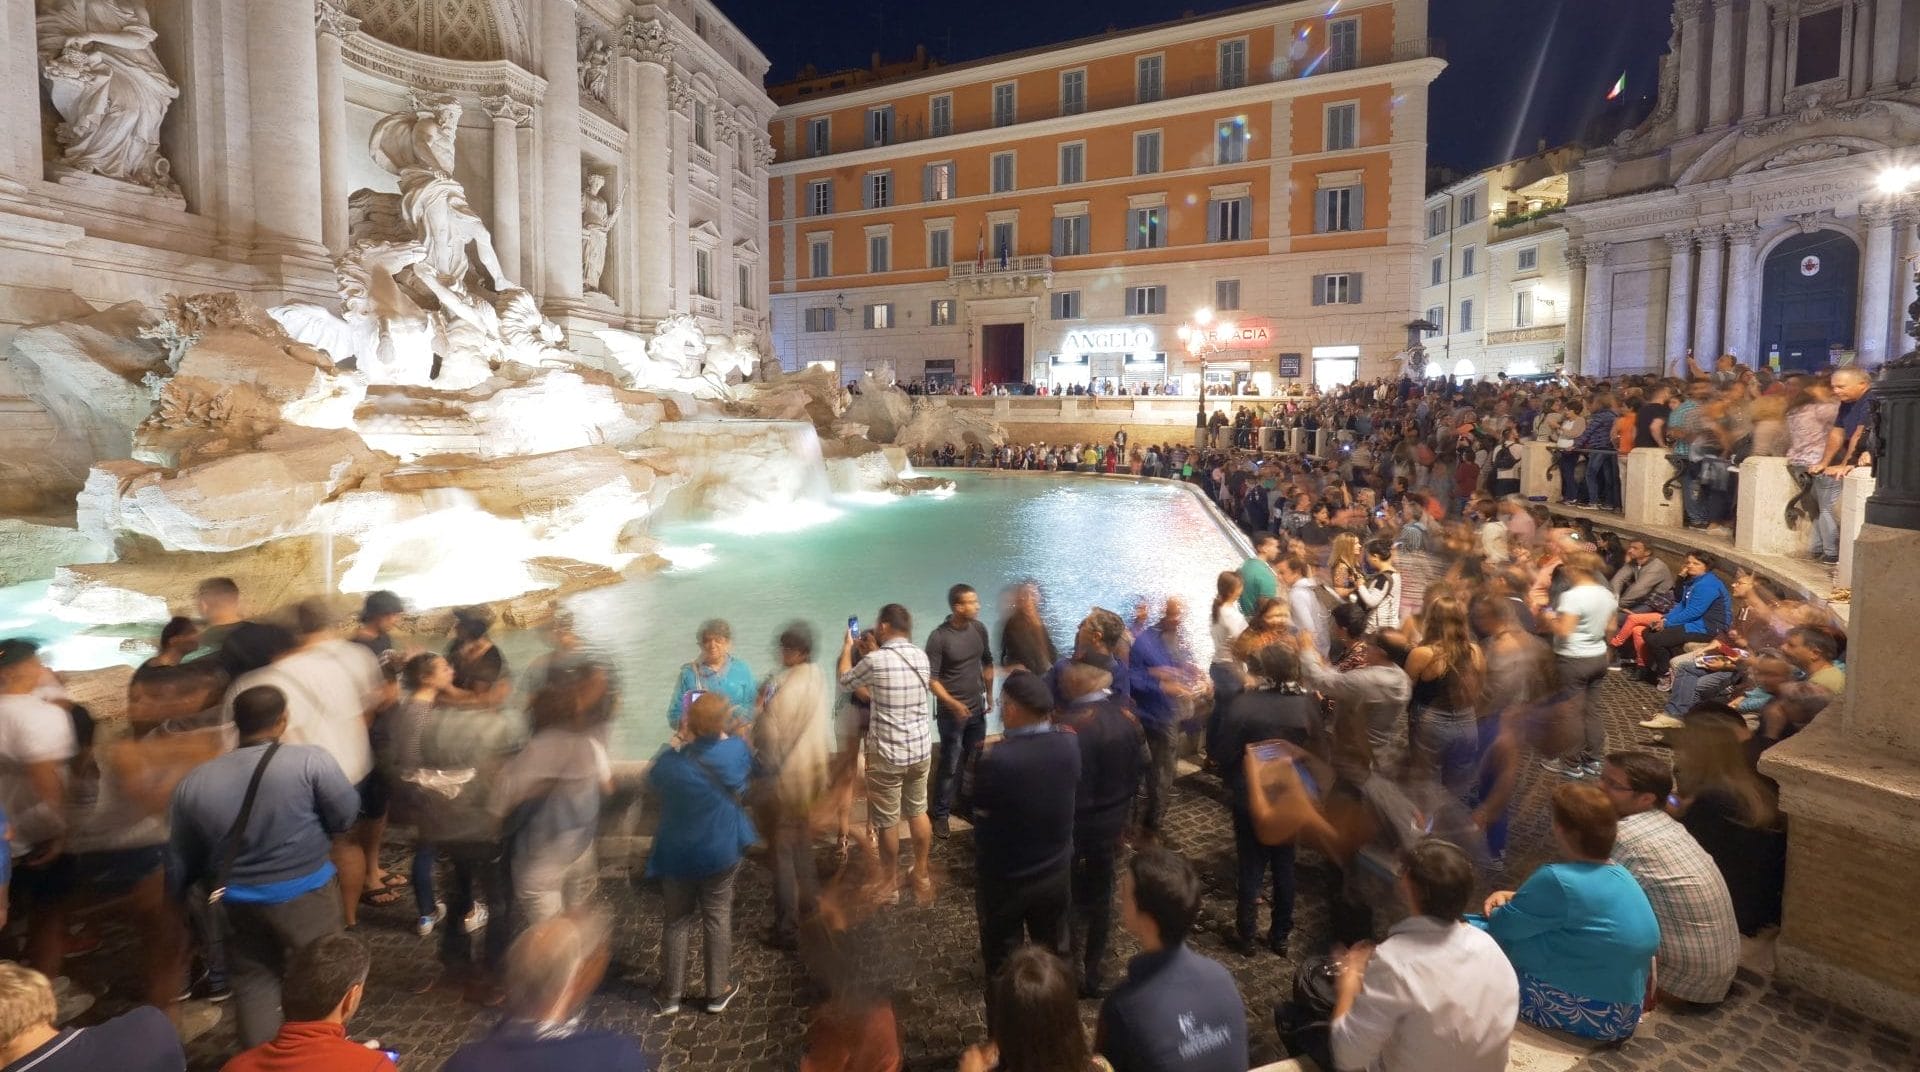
left=1641, top=552, right=1732, bottom=683
left=1473, top=782, right=1659, bottom=1042
left=645, top=692, right=757, bottom=1015
left=665, top=619, right=756, bottom=734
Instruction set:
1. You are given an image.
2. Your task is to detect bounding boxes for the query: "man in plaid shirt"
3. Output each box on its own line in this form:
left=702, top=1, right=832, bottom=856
left=839, top=603, right=936, bottom=904
left=1600, top=751, right=1740, bottom=1006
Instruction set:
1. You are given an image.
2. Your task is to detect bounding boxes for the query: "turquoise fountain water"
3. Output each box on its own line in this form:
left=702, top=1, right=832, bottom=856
left=0, top=473, right=1246, bottom=762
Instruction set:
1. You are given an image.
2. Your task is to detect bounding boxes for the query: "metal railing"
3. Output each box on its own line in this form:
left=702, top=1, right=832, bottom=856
left=781, top=38, right=1444, bottom=164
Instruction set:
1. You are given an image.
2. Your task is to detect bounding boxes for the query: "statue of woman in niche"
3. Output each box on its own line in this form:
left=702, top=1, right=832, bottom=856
left=369, top=95, right=514, bottom=293
left=580, top=172, right=620, bottom=294
left=36, top=0, right=181, bottom=193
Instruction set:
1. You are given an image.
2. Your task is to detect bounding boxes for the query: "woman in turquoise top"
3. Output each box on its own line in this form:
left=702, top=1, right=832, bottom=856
left=1474, top=782, right=1660, bottom=1042
left=666, top=618, right=757, bottom=732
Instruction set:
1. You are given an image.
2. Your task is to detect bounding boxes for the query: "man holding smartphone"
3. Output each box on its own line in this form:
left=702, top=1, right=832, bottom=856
left=926, top=584, right=994, bottom=839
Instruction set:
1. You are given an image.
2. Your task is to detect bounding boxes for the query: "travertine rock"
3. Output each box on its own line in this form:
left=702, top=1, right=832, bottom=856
left=842, top=382, right=913, bottom=443
left=354, top=368, right=669, bottom=460
left=895, top=399, right=1008, bottom=450
left=7, top=302, right=168, bottom=464
left=0, top=518, right=109, bottom=586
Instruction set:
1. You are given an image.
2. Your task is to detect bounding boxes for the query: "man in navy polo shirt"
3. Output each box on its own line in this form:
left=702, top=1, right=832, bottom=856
left=969, top=670, right=1079, bottom=980
left=1097, top=847, right=1248, bottom=1072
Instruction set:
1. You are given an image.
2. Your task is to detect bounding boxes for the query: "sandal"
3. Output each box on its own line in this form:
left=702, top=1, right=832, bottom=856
left=378, top=873, right=411, bottom=890
left=359, top=887, right=404, bottom=908
left=1828, top=588, right=1851, bottom=603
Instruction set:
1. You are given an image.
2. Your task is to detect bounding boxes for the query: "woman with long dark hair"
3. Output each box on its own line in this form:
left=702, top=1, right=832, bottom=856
left=961, top=945, right=1110, bottom=1072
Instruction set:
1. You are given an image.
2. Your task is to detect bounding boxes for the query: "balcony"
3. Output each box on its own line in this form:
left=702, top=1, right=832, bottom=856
left=780, top=38, right=1445, bottom=164
left=1485, top=323, right=1567, bottom=347
left=951, top=254, right=1052, bottom=295
left=1489, top=205, right=1567, bottom=244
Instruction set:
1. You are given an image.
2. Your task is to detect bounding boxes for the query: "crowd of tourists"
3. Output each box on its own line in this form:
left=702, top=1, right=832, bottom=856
left=0, top=358, right=1868, bottom=1072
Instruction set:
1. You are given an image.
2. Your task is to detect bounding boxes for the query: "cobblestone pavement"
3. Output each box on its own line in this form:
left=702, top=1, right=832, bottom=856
left=65, top=674, right=1919, bottom=1071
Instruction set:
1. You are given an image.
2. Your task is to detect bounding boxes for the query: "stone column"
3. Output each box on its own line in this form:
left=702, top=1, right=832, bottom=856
left=1695, top=228, right=1727, bottom=359
left=1741, top=0, right=1771, bottom=120
left=1769, top=11, right=1789, bottom=114
left=539, top=0, right=585, bottom=306
left=1675, top=0, right=1707, bottom=135
left=313, top=2, right=359, bottom=256
left=668, top=75, right=694, bottom=317
left=1724, top=222, right=1759, bottom=364
left=714, top=107, right=739, bottom=333
left=621, top=17, right=674, bottom=324
left=1707, top=0, right=1736, bottom=127
left=1894, top=206, right=1920, bottom=358
left=1858, top=200, right=1897, bottom=365
left=1872, top=0, right=1902, bottom=90
left=246, top=0, right=332, bottom=288
left=1665, top=231, right=1697, bottom=368
left=0, top=0, right=41, bottom=191
left=1566, top=245, right=1589, bottom=374
left=481, top=95, right=532, bottom=284
left=1579, top=242, right=1612, bottom=375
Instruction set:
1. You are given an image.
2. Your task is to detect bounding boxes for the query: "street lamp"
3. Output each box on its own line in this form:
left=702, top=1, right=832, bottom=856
left=1867, top=166, right=1920, bottom=531
left=1180, top=308, right=1235, bottom=449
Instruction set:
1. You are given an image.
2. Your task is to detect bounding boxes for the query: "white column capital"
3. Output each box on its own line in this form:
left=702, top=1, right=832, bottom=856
left=1725, top=220, right=1761, bottom=246
left=1695, top=226, right=1728, bottom=251
left=1574, top=240, right=1612, bottom=266
left=753, top=135, right=776, bottom=168
left=1675, top=0, right=1708, bottom=20
left=1665, top=230, right=1697, bottom=254
left=481, top=94, right=536, bottom=127
left=314, top=1, right=360, bottom=38
left=1863, top=199, right=1902, bottom=228
left=667, top=74, right=695, bottom=113
left=620, top=17, right=675, bottom=68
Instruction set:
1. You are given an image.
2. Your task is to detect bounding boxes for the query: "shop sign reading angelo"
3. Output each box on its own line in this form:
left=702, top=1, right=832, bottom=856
left=1064, top=327, right=1156, bottom=353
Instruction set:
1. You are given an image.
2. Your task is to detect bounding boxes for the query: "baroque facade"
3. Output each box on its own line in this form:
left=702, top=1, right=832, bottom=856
left=0, top=0, right=774, bottom=439
left=764, top=0, right=1443, bottom=393
left=1565, top=0, right=1920, bottom=376
left=1419, top=145, right=1583, bottom=380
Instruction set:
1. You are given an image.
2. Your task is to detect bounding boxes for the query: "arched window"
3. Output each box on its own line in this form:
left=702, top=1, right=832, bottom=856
left=1452, top=358, right=1476, bottom=379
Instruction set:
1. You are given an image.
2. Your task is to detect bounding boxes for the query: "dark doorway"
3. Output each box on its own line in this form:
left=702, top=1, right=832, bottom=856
left=980, top=323, right=1025, bottom=388
left=1760, top=230, right=1858, bottom=372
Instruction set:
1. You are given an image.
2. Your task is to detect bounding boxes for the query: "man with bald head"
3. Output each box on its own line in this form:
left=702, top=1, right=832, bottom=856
left=1809, top=367, right=1874, bottom=565
left=444, top=910, right=649, bottom=1071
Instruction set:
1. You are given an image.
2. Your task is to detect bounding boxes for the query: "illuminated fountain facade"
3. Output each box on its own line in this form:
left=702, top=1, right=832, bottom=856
left=0, top=2, right=1004, bottom=636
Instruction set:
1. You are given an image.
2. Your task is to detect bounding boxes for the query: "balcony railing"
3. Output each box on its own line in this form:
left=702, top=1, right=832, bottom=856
left=1486, top=323, right=1567, bottom=346
left=780, top=38, right=1444, bottom=164
left=950, top=254, right=1053, bottom=282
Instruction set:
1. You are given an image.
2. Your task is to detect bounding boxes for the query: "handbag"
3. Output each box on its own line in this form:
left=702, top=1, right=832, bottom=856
left=1274, top=954, right=1340, bottom=1068
left=207, top=742, right=281, bottom=905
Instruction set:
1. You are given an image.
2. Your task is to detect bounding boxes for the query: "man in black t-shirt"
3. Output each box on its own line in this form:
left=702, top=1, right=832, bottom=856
left=1633, top=384, right=1672, bottom=449
left=926, top=583, right=994, bottom=837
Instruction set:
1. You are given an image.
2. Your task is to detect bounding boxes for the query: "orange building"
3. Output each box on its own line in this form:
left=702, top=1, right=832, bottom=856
left=766, top=0, right=1443, bottom=392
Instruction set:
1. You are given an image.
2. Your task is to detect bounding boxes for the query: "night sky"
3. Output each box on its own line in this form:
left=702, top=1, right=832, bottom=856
left=718, top=0, right=1677, bottom=173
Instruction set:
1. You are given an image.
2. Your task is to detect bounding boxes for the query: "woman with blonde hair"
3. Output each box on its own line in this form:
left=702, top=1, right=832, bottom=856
left=1327, top=533, right=1364, bottom=602
left=1405, top=594, right=1487, bottom=803
left=1671, top=708, right=1785, bottom=934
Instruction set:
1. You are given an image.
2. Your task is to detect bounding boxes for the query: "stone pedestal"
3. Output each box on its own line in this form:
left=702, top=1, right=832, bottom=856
left=1520, top=440, right=1555, bottom=499
left=1734, top=456, right=1810, bottom=556
left=1287, top=428, right=1305, bottom=455
left=1762, top=522, right=1920, bottom=1029
left=1622, top=447, right=1683, bottom=527
left=1836, top=467, right=1874, bottom=588
left=1314, top=429, right=1332, bottom=459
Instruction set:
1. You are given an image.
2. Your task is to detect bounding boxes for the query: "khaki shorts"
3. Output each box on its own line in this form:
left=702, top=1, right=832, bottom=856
left=864, top=751, right=931, bottom=830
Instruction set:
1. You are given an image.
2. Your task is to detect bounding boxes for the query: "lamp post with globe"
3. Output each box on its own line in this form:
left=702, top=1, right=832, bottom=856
left=1179, top=308, right=1235, bottom=449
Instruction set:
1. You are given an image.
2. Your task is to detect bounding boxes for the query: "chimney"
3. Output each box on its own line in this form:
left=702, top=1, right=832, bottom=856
left=1537, top=138, right=1547, bottom=153
left=915, top=43, right=927, bottom=64
left=871, top=50, right=881, bottom=71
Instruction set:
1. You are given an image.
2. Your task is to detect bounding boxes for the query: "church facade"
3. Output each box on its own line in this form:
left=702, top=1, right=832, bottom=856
left=1564, top=0, right=1920, bottom=376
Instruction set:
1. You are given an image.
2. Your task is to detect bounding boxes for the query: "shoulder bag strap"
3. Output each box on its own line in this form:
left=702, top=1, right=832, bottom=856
left=687, top=750, right=747, bottom=808
left=208, top=741, right=282, bottom=904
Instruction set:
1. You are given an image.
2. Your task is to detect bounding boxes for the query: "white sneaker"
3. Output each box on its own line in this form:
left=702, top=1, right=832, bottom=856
left=465, top=903, right=489, bottom=931
left=1639, top=714, right=1686, bottom=730
left=417, top=901, right=448, bottom=937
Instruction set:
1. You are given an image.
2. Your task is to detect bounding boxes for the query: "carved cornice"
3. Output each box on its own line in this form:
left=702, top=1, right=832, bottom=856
left=753, top=135, right=776, bottom=167
left=619, top=16, right=674, bottom=68
left=315, top=0, right=361, bottom=39
left=481, top=93, right=535, bottom=128
left=342, top=33, right=547, bottom=103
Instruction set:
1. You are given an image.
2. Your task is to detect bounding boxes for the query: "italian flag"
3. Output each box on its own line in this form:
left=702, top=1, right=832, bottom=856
left=1607, top=73, right=1626, bottom=100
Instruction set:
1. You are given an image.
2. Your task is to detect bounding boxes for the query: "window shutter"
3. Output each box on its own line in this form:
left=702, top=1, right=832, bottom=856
left=921, top=164, right=933, bottom=201
left=1350, top=186, right=1365, bottom=230
left=886, top=303, right=896, bottom=326
left=1314, top=191, right=1328, bottom=234
left=862, top=305, right=873, bottom=329
left=1206, top=202, right=1220, bottom=243
left=1311, top=275, right=1325, bottom=306
left=861, top=179, right=872, bottom=210
left=1350, top=274, right=1363, bottom=303
left=1237, top=198, right=1253, bottom=240
left=1051, top=218, right=1065, bottom=257
left=825, top=185, right=835, bottom=214
left=1125, top=210, right=1138, bottom=251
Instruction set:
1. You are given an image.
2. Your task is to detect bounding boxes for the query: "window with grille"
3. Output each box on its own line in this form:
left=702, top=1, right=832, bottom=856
left=928, top=228, right=951, bottom=268
left=1219, top=39, right=1248, bottom=89
left=1061, top=70, right=1086, bottom=116
left=808, top=180, right=832, bottom=216
left=929, top=95, right=952, bottom=136
left=991, top=152, right=1016, bottom=193
left=1216, top=119, right=1249, bottom=165
left=867, top=106, right=893, bottom=147
left=865, top=171, right=891, bottom=209
left=1327, top=18, right=1359, bottom=72
left=804, top=307, right=835, bottom=332
left=808, top=238, right=830, bottom=278
left=1517, top=247, right=1538, bottom=271
left=1059, top=143, right=1084, bottom=185
left=806, top=118, right=830, bottom=157
left=992, top=83, right=1017, bottom=127
left=867, top=234, right=890, bottom=273
left=1215, top=279, right=1241, bottom=311
left=1137, top=55, right=1164, bottom=102
left=1126, top=285, right=1166, bottom=316
left=1427, top=204, right=1448, bottom=236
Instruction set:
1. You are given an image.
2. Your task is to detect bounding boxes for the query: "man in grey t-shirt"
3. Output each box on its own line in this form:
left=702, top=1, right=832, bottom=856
left=925, top=583, right=993, bottom=838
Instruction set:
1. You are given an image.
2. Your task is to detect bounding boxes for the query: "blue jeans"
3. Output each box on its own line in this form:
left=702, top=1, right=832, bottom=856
left=1585, top=453, right=1618, bottom=510
left=1231, top=807, right=1295, bottom=947
left=1559, top=451, right=1584, bottom=501
left=1811, top=474, right=1844, bottom=558
left=1414, top=707, right=1481, bottom=805
left=932, top=706, right=986, bottom=821
left=1666, top=665, right=1738, bottom=717
left=412, top=842, right=437, bottom=918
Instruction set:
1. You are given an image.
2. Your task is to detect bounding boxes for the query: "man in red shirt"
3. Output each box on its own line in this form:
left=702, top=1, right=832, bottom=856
left=221, top=933, right=394, bottom=1072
